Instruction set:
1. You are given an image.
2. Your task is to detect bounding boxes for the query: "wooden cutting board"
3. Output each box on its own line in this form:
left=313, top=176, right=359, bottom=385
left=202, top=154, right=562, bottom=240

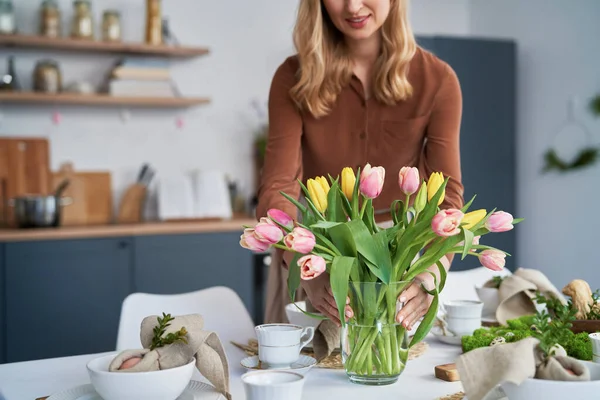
left=0, top=137, right=51, bottom=227
left=52, top=163, right=113, bottom=226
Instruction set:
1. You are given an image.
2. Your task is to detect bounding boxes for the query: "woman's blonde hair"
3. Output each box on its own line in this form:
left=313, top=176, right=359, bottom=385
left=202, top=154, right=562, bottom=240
left=290, top=0, right=417, bottom=118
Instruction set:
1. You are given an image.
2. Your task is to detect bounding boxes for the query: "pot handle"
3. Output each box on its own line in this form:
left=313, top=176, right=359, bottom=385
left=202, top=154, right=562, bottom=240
left=59, top=197, right=73, bottom=206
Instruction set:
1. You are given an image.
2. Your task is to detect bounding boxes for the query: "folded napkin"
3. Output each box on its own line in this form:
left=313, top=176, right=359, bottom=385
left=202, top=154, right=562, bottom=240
left=496, top=268, right=567, bottom=325
left=456, top=337, right=590, bottom=400
left=304, top=299, right=341, bottom=361
left=108, top=314, right=231, bottom=400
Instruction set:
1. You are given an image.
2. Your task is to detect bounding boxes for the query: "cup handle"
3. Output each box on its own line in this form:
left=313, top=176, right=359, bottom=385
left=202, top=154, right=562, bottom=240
left=299, top=327, right=315, bottom=349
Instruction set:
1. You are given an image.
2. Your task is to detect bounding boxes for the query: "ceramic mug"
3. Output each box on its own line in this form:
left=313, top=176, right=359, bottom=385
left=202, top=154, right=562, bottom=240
left=443, top=300, right=483, bottom=336
left=589, top=332, right=600, bottom=363
left=242, top=370, right=305, bottom=400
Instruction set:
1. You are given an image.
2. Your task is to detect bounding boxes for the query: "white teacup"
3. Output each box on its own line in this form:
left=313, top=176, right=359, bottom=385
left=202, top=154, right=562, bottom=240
left=242, top=370, right=305, bottom=400
left=589, top=333, right=600, bottom=363
left=443, top=300, right=483, bottom=336
left=255, top=324, right=314, bottom=367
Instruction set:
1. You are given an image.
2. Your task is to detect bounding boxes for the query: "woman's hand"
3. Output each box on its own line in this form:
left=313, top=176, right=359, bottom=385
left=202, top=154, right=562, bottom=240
left=300, top=272, right=352, bottom=327
left=395, top=273, right=435, bottom=331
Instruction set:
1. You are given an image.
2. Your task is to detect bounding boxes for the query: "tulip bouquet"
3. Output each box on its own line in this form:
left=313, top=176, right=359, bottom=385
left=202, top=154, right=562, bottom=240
left=241, top=164, right=521, bottom=383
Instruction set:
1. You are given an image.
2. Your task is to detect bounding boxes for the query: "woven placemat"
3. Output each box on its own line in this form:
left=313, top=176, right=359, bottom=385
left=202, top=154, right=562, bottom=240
left=437, top=392, right=465, bottom=400
left=232, top=339, right=429, bottom=370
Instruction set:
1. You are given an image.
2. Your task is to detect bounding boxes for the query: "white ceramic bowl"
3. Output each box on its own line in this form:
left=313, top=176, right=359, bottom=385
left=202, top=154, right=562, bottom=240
left=86, top=353, right=195, bottom=400
left=285, top=302, right=322, bottom=331
left=500, top=361, right=600, bottom=399
left=475, top=285, right=500, bottom=317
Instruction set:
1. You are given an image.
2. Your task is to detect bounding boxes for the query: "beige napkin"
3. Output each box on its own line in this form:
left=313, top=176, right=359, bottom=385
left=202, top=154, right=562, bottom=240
left=108, top=314, right=231, bottom=400
left=456, top=337, right=590, bottom=400
left=496, top=268, right=567, bottom=325
left=304, top=299, right=341, bottom=361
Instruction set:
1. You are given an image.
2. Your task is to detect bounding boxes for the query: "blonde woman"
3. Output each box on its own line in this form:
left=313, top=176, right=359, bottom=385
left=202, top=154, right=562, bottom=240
left=256, top=0, right=464, bottom=329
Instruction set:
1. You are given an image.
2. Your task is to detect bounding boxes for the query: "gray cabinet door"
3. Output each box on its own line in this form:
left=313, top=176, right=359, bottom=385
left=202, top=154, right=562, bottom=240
left=133, top=232, right=254, bottom=320
left=0, top=243, right=4, bottom=364
left=420, top=36, right=517, bottom=271
left=5, top=237, right=132, bottom=362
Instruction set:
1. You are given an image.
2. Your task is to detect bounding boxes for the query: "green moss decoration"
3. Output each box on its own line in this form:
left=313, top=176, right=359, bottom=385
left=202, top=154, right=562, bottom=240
left=542, top=148, right=599, bottom=173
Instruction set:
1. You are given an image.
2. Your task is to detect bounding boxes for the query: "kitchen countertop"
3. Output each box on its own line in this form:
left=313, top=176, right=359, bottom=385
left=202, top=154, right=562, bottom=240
left=0, top=217, right=257, bottom=242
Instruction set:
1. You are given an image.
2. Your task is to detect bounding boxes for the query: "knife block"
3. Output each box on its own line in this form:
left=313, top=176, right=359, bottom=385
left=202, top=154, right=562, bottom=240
left=117, top=183, right=147, bottom=224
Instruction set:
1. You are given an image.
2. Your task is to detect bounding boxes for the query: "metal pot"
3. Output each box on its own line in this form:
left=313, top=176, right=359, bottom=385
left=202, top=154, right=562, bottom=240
left=9, top=179, right=72, bottom=229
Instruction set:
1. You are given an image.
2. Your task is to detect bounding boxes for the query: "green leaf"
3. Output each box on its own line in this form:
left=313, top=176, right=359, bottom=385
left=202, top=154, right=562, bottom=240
left=409, top=292, right=439, bottom=347
left=363, top=199, right=376, bottom=233
left=422, top=177, right=449, bottom=220
left=347, top=219, right=392, bottom=283
left=390, top=200, right=402, bottom=225
left=330, top=256, right=356, bottom=327
left=310, top=221, right=342, bottom=230
left=287, top=253, right=302, bottom=303
left=435, top=260, right=447, bottom=293
left=329, top=223, right=358, bottom=257
left=280, top=191, right=307, bottom=214
left=512, top=218, right=525, bottom=225
left=313, top=231, right=340, bottom=256
left=461, top=228, right=475, bottom=260
left=304, top=197, right=327, bottom=221
left=340, top=188, right=353, bottom=218
left=327, top=180, right=347, bottom=223
left=460, top=194, right=477, bottom=213
left=351, top=167, right=361, bottom=220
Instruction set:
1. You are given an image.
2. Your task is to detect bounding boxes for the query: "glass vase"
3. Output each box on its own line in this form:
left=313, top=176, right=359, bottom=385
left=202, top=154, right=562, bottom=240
left=341, top=281, right=410, bottom=385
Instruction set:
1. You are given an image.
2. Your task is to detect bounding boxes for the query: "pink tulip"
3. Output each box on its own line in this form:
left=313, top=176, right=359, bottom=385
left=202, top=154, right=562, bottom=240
left=267, top=208, right=294, bottom=230
left=431, top=209, right=464, bottom=237
left=359, top=163, right=385, bottom=199
left=254, top=218, right=284, bottom=244
left=479, top=249, right=506, bottom=271
left=398, top=167, right=420, bottom=196
left=485, top=211, right=514, bottom=232
left=298, top=254, right=327, bottom=280
left=239, top=228, right=271, bottom=252
left=284, top=227, right=316, bottom=254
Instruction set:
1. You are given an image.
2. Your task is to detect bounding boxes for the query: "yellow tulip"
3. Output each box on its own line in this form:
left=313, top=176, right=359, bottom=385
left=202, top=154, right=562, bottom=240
left=427, top=172, right=445, bottom=206
left=341, top=167, right=356, bottom=201
left=307, top=176, right=329, bottom=213
left=462, top=209, right=487, bottom=229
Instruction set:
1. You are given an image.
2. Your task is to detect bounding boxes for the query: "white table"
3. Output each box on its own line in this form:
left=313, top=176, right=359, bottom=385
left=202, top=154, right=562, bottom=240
left=0, top=335, right=464, bottom=400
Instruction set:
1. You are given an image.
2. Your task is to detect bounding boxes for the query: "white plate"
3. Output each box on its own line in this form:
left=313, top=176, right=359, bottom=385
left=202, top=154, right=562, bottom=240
left=240, top=355, right=317, bottom=376
left=47, top=381, right=225, bottom=400
left=431, top=326, right=463, bottom=346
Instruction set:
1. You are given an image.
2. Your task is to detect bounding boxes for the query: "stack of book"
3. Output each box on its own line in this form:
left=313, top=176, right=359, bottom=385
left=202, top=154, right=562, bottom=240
left=105, top=57, right=179, bottom=98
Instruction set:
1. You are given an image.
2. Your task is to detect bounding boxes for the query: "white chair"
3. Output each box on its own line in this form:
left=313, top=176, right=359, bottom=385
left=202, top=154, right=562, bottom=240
left=116, top=286, right=255, bottom=351
left=440, top=266, right=513, bottom=304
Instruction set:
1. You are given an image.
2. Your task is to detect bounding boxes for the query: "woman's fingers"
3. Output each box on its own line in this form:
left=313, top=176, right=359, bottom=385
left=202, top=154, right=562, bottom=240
left=395, top=283, right=420, bottom=326
left=405, top=302, right=428, bottom=330
left=317, top=303, right=341, bottom=326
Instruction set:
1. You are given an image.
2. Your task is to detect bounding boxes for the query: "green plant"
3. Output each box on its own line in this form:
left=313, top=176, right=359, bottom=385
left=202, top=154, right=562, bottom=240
left=590, top=94, right=600, bottom=117
left=542, top=148, right=599, bottom=173
left=491, top=275, right=506, bottom=289
left=530, top=308, right=576, bottom=358
left=150, top=313, right=188, bottom=350
left=587, top=289, right=600, bottom=320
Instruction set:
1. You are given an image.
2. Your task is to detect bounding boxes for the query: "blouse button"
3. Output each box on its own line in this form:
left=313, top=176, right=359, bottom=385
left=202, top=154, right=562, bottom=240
left=359, top=132, right=366, bottom=139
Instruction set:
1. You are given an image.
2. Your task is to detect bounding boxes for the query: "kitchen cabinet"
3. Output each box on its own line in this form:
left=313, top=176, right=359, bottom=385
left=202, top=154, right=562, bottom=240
left=4, top=237, right=132, bottom=363
left=0, top=243, right=4, bottom=364
left=133, top=232, right=254, bottom=315
left=417, top=36, right=517, bottom=271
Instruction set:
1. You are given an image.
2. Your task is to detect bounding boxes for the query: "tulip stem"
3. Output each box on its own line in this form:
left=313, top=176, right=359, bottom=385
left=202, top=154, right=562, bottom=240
left=314, top=244, right=339, bottom=257
left=359, top=198, right=368, bottom=219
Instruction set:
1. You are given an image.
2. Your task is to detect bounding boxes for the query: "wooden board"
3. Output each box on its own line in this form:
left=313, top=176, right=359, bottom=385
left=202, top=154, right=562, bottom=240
left=0, top=34, right=210, bottom=58
left=0, top=92, right=210, bottom=108
left=435, top=363, right=460, bottom=382
left=0, top=137, right=51, bottom=227
left=52, top=167, right=113, bottom=226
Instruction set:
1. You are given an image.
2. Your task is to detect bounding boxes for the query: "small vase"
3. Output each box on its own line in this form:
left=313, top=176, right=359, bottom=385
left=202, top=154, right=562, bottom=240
left=341, top=281, right=411, bottom=385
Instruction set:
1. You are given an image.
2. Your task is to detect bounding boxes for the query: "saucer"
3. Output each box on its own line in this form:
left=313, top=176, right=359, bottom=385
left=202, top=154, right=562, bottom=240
left=431, top=325, right=463, bottom=346
left=240, top=355, right=317, bottom=376
left=47, top=381, right=225, bottom=400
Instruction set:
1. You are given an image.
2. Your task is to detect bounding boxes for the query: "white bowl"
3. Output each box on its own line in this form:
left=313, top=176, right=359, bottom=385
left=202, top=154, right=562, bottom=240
left=475, top=285, right=500, bottom=317
left=500, top=361, right=600, bottom=399
left=285, top=302, right=323, bottom=331
left=86, top=353, right=195, bottom=400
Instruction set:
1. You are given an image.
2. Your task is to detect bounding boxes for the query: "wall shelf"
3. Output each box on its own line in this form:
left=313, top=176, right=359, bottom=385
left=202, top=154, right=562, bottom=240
left=0, top=92, right=210, bottom=108
left=0, top=34, right=209, bottom=58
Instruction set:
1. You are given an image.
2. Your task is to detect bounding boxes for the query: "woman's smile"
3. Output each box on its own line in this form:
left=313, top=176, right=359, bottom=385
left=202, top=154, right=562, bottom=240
left=345, top=15, right=371, bottom=29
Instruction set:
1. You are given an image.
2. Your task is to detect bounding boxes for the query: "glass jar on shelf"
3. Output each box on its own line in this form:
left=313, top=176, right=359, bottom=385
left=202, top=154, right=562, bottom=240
left=0, top=0, right=16, bottom=35
left=33, top=59, right=62, bottom=93
left=71, top=0, right=94, bottom=40
left=40, top=0, right=61, bottom=38
left=102, top=10, right=121, bottom=42
left=145, top=0, right=162, bottom=45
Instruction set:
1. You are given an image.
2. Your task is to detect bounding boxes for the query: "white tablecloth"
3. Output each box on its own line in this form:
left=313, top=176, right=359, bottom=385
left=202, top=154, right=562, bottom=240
left=0, top=334, right=464, bottom=400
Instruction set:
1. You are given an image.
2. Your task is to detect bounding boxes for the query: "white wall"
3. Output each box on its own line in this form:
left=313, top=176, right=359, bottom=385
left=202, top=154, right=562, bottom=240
left=0, top=0, right=470, bottom=217
left=470, top=0, right=600, bottom=289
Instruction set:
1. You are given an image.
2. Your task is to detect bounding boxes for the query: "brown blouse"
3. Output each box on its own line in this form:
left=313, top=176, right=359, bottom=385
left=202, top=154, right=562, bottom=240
left=256, top=47, right=464, bottom=222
